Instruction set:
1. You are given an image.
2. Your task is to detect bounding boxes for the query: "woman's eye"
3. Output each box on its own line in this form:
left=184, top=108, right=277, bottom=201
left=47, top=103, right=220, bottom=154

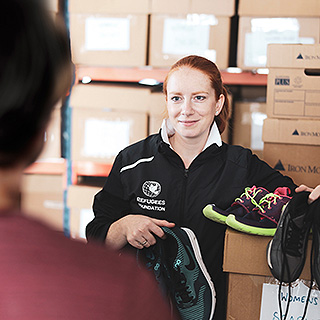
left=171, top=96, right=181, bottom=102
left=194, top=95, right=205, bottom=101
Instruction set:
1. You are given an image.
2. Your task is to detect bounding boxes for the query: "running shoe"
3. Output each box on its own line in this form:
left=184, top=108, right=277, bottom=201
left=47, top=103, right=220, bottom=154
left=161, top=226, right=216, bottom=320
left=137, top=240, right=171, bottom=299
left=311, top=198, right=320, bottom=288
left=226, top=187, right=292, bottom=236
left=266, top=191, right=313, bottom=283
left=203, top=186, right=269, bottom=224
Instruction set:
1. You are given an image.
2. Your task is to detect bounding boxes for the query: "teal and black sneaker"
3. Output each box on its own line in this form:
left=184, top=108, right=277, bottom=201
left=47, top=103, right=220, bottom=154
left=137, top=239, right=171, bottom=300
left=161, top=226, right=216, bottom=320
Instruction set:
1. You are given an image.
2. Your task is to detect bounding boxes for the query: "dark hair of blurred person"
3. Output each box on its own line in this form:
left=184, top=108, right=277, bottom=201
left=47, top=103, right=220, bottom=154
left=0, top=1, right=175, bottom=319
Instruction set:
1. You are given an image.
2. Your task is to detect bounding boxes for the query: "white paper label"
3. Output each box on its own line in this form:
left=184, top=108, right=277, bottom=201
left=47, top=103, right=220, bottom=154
left=79, top=208, right=95, bottom=239
left=244, top=18, right=315, bottom=67
left=260, top=281, right=320, bottom=320
left=85, top=17, right=130, bottom=51
left=83, top=118, right=130, bottom=158
left=251, top=112, right=267, bottom=150
left=162, top=18, right=210, bottom=56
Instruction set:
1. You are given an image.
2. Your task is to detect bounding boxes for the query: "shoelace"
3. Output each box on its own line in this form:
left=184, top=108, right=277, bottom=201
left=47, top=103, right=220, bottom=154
left=235, top=186, right=263, bottom=208
left=257, top=193, right=282, bottom=214
left=285, top=222, right=305, bottom=257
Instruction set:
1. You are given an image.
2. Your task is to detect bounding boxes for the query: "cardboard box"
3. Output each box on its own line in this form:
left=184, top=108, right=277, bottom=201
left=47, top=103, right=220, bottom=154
left=239, top=0, right=320, bottom=17
left=38, top=108, right=61, bottom=160
left=150, top=0, right=235, bottom=16
left=149, top=14, right=230, bottom=69
left=71, top=107, right=148, bottom=163
left=67, top=185, right=101, bottom=240
left=263, top=118, right=320, bottom=188
left=232, top=102, right=267, bottom=158
left=70, top=83, right=152, bottom=113
left=266, top=44, right=320, bottom=119
left=263, top=143, right=320, bottom=188
left=68, top=0, right=150, bottom=14
left=237, top=17, right=320, bottom=69
left=69, top=13, right=148, bottom=67
left=224, top=228, right=314, bottom=320
left=266, top=43, right=320, bottom=69
left=263, top=118, right=320, bottom=146
left=21, top=174, right=65, bottom=231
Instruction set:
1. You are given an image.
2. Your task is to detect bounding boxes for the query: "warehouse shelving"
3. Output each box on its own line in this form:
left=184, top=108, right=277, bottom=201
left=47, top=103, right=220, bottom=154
left=75, top=66, right=268, bottom=86
left=24, top=158, right=66, bottom=175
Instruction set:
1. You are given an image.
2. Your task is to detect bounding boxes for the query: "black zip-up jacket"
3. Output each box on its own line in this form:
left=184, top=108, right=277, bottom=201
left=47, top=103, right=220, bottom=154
left=86, top=132, right=297, bottom=319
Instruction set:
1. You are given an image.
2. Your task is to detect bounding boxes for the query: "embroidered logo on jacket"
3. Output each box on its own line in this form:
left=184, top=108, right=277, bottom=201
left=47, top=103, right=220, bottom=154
left=137, top=181, right=166, bottom=212
left=142, top=181, right=161, bottom=197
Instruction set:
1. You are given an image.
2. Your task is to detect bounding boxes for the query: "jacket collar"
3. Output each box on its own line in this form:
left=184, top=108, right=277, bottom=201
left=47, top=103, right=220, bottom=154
left=160, top=118, right=222, bottom=151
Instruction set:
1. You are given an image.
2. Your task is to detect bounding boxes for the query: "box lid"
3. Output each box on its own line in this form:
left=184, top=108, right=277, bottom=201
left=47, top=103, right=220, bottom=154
left=267, top=44, right=320, bottom=69
left=263, top=118, right=320, bottom=146
left=223, top=228, right=312, bottom=279
left=150, top=0, right=235, bottom=16
left=69, top=0, right=150, bottom=14
left=239, top=0, right=320, bottom=17
left=70, top=84, right=151, bottom=112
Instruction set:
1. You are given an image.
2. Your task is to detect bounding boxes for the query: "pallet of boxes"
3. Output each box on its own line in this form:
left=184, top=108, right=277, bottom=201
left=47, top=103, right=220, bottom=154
left=224, top=44, right=320, bottom=320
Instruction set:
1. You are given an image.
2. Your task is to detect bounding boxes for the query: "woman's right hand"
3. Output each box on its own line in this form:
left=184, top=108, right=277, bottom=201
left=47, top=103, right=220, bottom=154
left=106, top=214, right=175, bottom=250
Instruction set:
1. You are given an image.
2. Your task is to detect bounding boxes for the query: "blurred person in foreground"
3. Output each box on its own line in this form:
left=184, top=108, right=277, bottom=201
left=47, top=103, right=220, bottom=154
left=0, top=1, right=174, bottom=319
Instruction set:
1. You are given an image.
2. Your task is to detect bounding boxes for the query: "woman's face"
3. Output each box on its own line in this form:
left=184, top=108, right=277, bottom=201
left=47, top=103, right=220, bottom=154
left=166, top=67, right=223, bottom=141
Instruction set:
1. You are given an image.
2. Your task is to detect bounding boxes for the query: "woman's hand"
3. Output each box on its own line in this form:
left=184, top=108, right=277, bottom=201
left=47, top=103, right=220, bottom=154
left=295, top=184, right=320, bottom=204
left=106, top=214, right=175, bottom=250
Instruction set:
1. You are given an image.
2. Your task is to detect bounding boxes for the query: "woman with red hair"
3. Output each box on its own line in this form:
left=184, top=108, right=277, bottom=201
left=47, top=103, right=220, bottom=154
left=87, top=55, right=319, bottom=319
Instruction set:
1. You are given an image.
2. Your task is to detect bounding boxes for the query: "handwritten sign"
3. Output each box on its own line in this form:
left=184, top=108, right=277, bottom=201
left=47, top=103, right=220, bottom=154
left=260, top=281, right=320, bottom=320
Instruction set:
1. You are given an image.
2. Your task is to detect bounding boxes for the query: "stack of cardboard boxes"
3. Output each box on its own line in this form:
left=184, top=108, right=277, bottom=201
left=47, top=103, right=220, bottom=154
left=263, top=44, right=320, bottom=188
left=224, top=228, right=314, bottom=319
left=237, top=0, right=320, bottom=70
left=68, top=0, right=151, bottom=239
left=68, top=82, right=150, bottom=239
left=224, top=43, right=320, bottom=319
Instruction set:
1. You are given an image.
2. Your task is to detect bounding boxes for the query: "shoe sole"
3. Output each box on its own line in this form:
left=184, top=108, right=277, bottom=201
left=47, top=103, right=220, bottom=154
left=203, top=204, right=228, bottom=224
left=226, top=214, right=277, bottom=236
left=181, top=227, right=216, bottom=320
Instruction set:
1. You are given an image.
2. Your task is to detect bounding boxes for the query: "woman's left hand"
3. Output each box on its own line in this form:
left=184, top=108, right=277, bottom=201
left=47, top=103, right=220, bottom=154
left=295, top=184, right=320, bottom=204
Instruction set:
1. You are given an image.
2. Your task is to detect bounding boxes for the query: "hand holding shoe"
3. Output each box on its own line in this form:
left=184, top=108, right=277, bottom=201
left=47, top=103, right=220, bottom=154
left=296, top=184, right=320, bottom=204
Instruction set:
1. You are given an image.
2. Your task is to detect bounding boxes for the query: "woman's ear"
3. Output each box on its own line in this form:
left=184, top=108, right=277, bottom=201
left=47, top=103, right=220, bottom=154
left=215, top=94, right=225, bottom=116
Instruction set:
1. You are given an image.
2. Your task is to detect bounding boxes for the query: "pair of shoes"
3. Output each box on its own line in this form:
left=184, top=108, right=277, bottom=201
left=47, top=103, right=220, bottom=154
left=266, top=192, right=320, bottom=320
left=226, top=188, right=292, bottom=236
left=137, top=226, right=216, bottom=320
left=203, top=185, right=269, bottom=224
left=203, top=186, right=292, bottom=236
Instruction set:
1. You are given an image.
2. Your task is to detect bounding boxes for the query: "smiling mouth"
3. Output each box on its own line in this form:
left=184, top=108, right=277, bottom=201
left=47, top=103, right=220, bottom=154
left=178, top=120, right=199, bottom=124
left=178, top=119, right=199, bottom=125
